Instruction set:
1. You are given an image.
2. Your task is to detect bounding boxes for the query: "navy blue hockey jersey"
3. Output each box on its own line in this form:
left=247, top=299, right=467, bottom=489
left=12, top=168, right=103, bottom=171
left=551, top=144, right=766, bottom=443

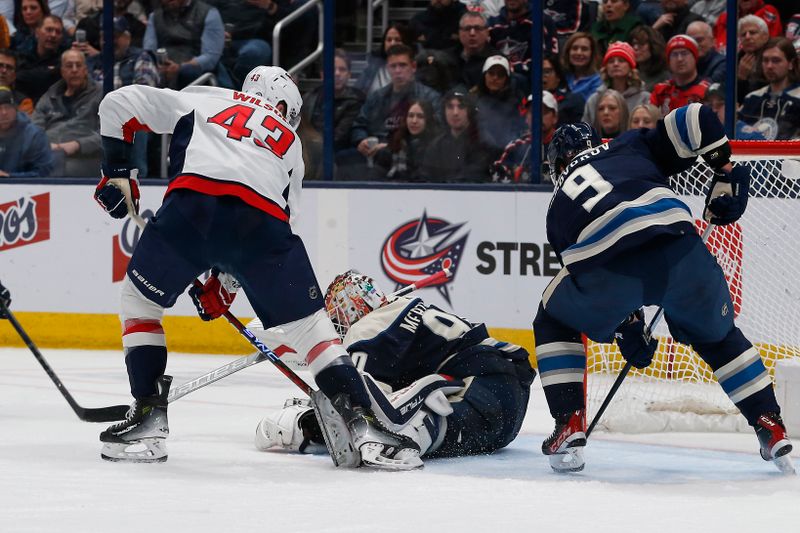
left=547, top=104, right=729, bottom=274
left=343, top=297, right=528, bottom=389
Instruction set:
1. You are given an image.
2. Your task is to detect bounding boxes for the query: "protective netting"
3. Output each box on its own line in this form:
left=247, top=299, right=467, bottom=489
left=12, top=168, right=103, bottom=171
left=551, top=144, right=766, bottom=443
left=586, top=141, right=800, bottom=433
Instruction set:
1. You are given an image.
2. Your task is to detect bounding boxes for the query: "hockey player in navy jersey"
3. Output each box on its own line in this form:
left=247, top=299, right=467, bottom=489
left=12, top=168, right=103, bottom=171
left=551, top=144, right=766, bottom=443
left=93, top=67, right=420, bottom=469
left=251, top=271, right=535, bottom=461
left=534, top=103, right=794, bottom=474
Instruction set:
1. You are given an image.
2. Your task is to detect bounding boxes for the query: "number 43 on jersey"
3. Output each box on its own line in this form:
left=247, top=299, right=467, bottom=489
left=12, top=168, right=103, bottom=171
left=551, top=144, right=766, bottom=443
left=207, top=104, right=295, bottom=159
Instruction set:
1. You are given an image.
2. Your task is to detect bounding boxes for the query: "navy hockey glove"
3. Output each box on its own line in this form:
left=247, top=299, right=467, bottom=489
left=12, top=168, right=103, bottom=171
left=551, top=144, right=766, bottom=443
left=703, top=165, right=750, bottom=226
left=614, top=309, right=657, bottom=369
left=94, top=167, right=140, bottom=219
left=0, top=280, right=10, bottom=318
left=189, top=270, right=240, bottom=321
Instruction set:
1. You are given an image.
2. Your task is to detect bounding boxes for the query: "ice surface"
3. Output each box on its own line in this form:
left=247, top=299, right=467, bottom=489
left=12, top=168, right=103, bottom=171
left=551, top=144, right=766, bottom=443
left=1, top=348, right=798, bottom=533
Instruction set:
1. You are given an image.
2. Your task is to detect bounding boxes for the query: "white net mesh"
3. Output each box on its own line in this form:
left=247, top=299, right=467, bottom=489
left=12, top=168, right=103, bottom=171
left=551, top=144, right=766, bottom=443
left=586, top=141, right=800, bottom=433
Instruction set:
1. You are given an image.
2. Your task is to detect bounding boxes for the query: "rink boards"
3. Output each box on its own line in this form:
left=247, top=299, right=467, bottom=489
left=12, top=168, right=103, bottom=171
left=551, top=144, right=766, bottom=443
left=0, top=183, right=797, bottom=354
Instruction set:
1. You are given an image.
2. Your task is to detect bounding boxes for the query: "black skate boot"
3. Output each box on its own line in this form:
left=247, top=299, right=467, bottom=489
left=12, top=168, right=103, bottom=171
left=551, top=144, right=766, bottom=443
left=542, top=409, right=586, bottom=473
left=100, top=375, right=172, bottom=463
left=332, top=393, right=422, bottom=471
left=754, top=413, right=795, bottom=475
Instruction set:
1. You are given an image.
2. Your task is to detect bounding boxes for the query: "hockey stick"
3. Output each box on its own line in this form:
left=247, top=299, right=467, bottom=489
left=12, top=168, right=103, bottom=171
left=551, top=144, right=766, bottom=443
left=166, top=268, right=452, bottom=403
left=0, top=296, right=131, bottom=423
left=585, top=224, right=714, bottom=438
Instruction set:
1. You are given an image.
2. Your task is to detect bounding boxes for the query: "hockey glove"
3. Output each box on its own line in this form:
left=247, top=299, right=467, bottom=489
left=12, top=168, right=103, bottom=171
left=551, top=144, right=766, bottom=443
left=0, top=280, right=10, bottom=318
left=614, top=309, right=657, bottom=369
left=94, top=166, right=140, bottom=219
left=703, top=165, right=750, bottom=226
left=189, top=269, right=240, bottom=321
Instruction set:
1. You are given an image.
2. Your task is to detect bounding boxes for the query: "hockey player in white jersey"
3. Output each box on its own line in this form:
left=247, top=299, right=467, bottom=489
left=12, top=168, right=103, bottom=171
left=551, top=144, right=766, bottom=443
left=534, top=104, right=793, bottom=474
left=250, top=271, right=535, bottom=462
left=93, top=67, right=419, bottom=469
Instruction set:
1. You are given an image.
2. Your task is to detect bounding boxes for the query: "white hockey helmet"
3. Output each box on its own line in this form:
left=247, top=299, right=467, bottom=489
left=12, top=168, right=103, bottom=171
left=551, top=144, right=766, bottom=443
left=324, top=270, right=388, bottom=338
left=242, top=66, right=302, bottom=128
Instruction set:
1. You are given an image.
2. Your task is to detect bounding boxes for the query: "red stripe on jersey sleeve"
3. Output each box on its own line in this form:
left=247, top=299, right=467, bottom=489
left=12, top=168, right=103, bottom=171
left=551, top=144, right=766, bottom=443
left=122, top=117, right=153, bottom=143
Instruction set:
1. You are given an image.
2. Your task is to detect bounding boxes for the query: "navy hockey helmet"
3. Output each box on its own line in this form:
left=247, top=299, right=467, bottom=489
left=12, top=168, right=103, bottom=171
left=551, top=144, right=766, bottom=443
left=547, top=122, right=601, bottom=182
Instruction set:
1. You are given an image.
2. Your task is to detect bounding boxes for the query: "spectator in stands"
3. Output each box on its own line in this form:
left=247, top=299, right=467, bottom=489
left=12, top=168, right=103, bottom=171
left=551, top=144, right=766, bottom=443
left=0, top=85, right=53, bottom=177
left=355, top=22, right=417, bottom=96
left=411, top=0, right=466, bottom=51
left=32, top=48, right=100, bottom=176
left=205, top=0, right=274, bottom=89
left=593, top=88, right=628, bottom=138
left=652, top=0, right=704, bottom=42
left=544, top=0, right=591, bottom=41
left=374, top=99, right=439, bottom=182
left=48, top=0, right=76, bottom=35
left=83, top=17, right=157, bottom=89
left=421, top=89, right=494, bottom=183
left=470, top=54, right=526, bottom=153
left=582, top=41, right=650, bottom=125
left=76, top=1, right=149, bottom=51
left=459, top=0, right=503, bottom=18
left=592, top=0, right=643, bottom=53
left=739, top=37, right=800, bottom=140
left=703, top=82, right=767, bottom=140
left=715, top=0, right=783, bottom=53
left=342, top=44, right=440, bottom=180
left=628, top=102, right=660, bottom=128
left=561, top=32, right=602, bottom=100
left=0, top=2, right=12, bottom=37
left=650, top=34, right=709, bottom=114
left=736, top=15, right=771, bottom=104
left=143, top=0, right=224, bottom=89
left=10, top=0, right=47, bottom=52
left=303, top=48, right=365, bottom=153
left=687, top=20, right=724, bottom=84
left=690, top=1, right=725, bottom=24
left=487, top=0, right=532, bottom=73
left=629, top=24, right=668, bottom=89
left=444, top=11, right=498, bottom=90
left=542, top=50, right=584, bottom=125
left=0, top=49, right=33, bottom=113
left=491, top=91, right=554, bottom=184
left=15, top=15, right=66, bottom=102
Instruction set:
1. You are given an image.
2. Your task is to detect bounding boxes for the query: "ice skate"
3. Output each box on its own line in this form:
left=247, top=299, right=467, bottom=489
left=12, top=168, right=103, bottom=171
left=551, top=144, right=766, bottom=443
left=100, top=376, right=172, bottom=463
left=332, top=393, right=423, bottom=471
left=754, top=413, right=795, bottom=475
left=542, top=409, right=586, bottom=473
left=255, top=398, right=327, bottom=454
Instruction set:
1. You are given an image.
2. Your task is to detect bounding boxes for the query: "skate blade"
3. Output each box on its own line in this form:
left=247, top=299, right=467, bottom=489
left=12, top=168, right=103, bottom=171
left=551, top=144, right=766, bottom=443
left=359, top=443, right=423, bottom=471
left=548, top=448, right=585, bottom=473
left=309, top=390, right=360, bottom=468
left=772, top=454, right=796, bottom=476
left=101, top=438, right=168, bottom=463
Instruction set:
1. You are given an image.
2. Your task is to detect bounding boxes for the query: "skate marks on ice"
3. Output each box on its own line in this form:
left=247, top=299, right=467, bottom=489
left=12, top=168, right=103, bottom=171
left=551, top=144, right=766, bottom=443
left=426, top=434, right=795, bottom=484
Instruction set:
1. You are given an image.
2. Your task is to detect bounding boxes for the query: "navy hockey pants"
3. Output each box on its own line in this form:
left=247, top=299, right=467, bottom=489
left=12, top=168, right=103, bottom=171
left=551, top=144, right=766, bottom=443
left=123, top=190, right=324, bottom=397
left=534, top=232, right=778, bottom=423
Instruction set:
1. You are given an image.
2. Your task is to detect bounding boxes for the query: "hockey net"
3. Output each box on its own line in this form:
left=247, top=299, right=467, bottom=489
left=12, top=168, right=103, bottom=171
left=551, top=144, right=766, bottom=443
left=586, top=140, right=800, bottom=433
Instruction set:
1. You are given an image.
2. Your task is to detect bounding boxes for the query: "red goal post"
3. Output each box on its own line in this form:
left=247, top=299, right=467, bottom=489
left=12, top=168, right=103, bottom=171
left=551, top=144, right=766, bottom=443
left=585, top=140, right=800, bottom=434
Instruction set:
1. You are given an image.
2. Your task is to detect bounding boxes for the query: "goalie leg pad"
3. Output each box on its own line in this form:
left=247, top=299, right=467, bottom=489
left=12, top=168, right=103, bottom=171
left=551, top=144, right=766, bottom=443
left=254, top=398, right=327, bottom=454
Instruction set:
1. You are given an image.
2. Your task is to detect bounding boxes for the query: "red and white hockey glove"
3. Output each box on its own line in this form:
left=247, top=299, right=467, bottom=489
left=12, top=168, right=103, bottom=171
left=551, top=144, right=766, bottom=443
left=94, top=166, right=140, bottom=219
left=189, top=270, right=241, bottom=321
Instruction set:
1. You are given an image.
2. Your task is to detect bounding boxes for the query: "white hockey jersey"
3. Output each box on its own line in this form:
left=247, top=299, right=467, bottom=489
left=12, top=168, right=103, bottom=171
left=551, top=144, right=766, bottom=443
left=99, top=85, right=304, bottom=224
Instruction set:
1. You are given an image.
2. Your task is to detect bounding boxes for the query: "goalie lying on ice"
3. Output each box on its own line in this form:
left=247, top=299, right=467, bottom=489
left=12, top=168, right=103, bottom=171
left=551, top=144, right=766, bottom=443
left=250, top=270, right=536, bottom=460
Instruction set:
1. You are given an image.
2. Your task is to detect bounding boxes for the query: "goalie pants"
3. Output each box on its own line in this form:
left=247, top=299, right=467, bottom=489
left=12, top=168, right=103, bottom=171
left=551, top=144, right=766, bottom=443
left=533, top=232, right=779, bottom=424
left=428, top=345, right=536, bottom=457
left=121, top=190, right=324, bottom=398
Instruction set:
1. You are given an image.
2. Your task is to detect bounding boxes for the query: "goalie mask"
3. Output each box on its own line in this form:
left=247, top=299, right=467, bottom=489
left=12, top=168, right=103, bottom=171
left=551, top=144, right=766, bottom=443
left=242, top=66, right=302, bottom=129
left=324, top=270, right=388, bottom=338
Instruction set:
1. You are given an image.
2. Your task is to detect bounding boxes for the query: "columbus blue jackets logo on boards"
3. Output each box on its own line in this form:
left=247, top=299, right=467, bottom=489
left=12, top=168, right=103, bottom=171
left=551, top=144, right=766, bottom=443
left=380, top=211, right=469, bottom=304
left=112, top=209, right=154, bottom=282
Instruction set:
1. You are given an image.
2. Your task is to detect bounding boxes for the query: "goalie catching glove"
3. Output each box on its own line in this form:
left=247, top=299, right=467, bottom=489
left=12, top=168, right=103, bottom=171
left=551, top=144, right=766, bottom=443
left=703, top=165, right=750, bottom=226
left=614, top=308, right=657, bottom=369
left=94, top=165, right=140, bottom=219
left=189, top=269, right=240, bottom=321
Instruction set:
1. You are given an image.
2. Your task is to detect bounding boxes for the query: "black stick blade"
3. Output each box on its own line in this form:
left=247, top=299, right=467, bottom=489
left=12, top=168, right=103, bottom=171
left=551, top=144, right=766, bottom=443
left=78, top=404, right=131, bottom=423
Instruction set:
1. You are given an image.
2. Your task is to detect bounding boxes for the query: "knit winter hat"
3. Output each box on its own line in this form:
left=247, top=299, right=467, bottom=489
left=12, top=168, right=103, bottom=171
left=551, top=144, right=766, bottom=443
left=666, top=34, right=699, bottom=61
left=603, top=42, right=636, bottom=68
